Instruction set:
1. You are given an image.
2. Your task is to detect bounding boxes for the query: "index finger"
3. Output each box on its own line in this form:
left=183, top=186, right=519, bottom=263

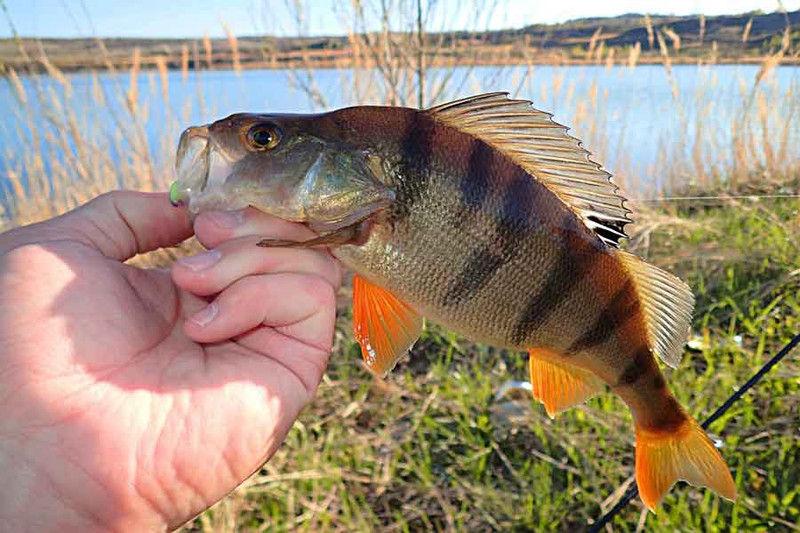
left=194, top=208, right=317, bottom=249
left=0, top=191, right=193, bottom=260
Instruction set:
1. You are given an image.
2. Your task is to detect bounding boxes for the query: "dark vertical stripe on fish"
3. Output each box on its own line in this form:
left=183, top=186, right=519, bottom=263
left=441, top=248, right=504, bottom=306
left=649, top=371, right=667, bottom=391
left=442, top=168, right=537, bottom=307
left=393, top=112, right=434, bottom=222
left=510, top=215, right=600, bottom=345
left=654, top=396, right=687, bottom=431
left=565, top=280, right=639, bottom=355
left=615, top=348, right=654, bottom=387
left=497, top=172, right=536, bottom=256
left=461, top=140, right=493, bottom=211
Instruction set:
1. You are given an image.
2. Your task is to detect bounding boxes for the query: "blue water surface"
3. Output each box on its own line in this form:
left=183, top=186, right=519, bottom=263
left=1, top=63, right=798, bottom=198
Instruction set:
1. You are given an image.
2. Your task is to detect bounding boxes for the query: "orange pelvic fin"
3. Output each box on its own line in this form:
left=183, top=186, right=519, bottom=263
left=353, top=275, right=422, bottom=376
left=635, top=417, right=737, bottom=512
left=528, top=349, right=605, bottom=418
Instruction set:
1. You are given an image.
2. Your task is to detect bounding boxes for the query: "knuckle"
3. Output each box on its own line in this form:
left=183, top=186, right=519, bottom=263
left=91, top=190, right=136, bottom=210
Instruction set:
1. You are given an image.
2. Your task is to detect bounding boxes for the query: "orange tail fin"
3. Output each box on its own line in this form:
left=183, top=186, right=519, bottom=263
left=635, top=417, right=736, bottom=511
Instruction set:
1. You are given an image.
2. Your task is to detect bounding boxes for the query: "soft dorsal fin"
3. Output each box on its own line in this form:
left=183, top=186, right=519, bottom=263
left=426, top=92, right=632, bottom=247
left=352, top=274, right=423, bottom=376
left=617, top=251, right=695, bottom=368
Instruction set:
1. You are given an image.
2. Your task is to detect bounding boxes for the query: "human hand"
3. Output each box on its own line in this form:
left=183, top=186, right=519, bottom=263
left=0, top=191, right=342, bottom=531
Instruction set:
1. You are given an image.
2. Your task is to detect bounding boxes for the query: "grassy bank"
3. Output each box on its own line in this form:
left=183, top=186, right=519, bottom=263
left=182, top=187, right=800, bottom=532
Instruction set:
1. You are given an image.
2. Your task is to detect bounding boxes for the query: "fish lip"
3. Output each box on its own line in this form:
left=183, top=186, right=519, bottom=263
left=174, top=125, right=212, bottom=207
left=175, top=126, right=210, bottom=165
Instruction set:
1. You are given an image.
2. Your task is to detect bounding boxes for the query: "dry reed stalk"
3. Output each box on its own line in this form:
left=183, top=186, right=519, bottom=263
left=776, top=86, right=796, bottom=168
left=699, top=14, right=706, bottom=45
left=656, top=30, right=679, bottom=101
left=37, top=51, right=71, bottom=94
left=155, top=56, right=169, bottom=103
left=90, top=71, right=106, bottom=107
left=691, top=96, right=708, bottom=186
left=594, top=41, right=605, bottom=64
left=203, top=33, right=213, bottom=69
left=742, top=17, right=754, bottom=43
left=7, top=67, right=27, bottom=104
left=604, top=46, right=615, bottom=70
left=192, top=41, right=200, bottom=73
left=180, top=44, right=189, bottom=83
left=663, top=27, right=681, bottom=53
left=755, top=27, right=790, bottom=87
left=628, top=41, right=641, bottom=68
left=564, top=79, right=574, bottom=108
left=757, top=93, right=775, bottom=172
left=551, top=70, right=565, bottom=102
left=587, top=27, right=602, bottom=60
left=415, top=0, right=425, bottom=108
left=223, top=22, right=242, bottom=74
left=91, top=38, right=117, bottom=74
left=644, top=14, right=654, bottom=49
left=126, top=47, right=141, bottom=114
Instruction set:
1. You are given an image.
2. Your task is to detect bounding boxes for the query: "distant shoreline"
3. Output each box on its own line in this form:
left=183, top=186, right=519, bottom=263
left=3, top=54, right=800, bottom=76
left=2, top=9, right=798, bottom=75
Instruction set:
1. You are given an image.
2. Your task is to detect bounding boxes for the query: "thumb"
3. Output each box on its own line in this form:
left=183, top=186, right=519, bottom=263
left=0, top=191, right=193, bottom=261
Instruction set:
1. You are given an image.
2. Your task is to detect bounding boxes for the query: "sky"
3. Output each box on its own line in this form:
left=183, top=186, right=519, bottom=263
left=2, top=0, right=799, bottom=39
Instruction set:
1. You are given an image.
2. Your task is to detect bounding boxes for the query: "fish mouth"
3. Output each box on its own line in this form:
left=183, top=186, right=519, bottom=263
left=172, top=126, right=211, bottom=207
left=171, top=125, right=241, bottom=214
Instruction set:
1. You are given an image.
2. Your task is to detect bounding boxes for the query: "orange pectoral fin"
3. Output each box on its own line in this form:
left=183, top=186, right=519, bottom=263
left=353, top=275, right=423, bottom=376
left=528, top=349, right=605, bottom=418
left=635, top=418, right=736, bottom=512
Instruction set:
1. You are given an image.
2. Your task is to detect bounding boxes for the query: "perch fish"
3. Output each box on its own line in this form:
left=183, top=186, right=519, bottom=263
left=169, top=93, right=736, bottom=511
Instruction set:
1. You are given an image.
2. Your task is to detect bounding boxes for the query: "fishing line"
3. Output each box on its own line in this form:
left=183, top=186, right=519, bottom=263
left=630, top=194, right=800, bottom=202
left=587, top=331, right=800, bottom=533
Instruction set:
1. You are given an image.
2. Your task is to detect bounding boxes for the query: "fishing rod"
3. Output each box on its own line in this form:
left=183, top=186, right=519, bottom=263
left=588, top=331, right=800, bottom=532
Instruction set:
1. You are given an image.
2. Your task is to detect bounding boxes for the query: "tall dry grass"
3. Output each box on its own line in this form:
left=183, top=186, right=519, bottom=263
left=0, top=1, right=798, bottom=232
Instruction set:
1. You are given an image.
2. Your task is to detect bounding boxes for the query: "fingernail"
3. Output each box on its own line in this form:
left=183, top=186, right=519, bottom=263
left=208, top=210, right=244, bottom=228
left=189, top=302, right=218, bottom=327
left=178, top=249, right=222, bottom=272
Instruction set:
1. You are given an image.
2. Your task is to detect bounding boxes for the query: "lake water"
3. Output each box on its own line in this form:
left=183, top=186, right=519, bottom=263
left=1, top=64, right=799, bottom=199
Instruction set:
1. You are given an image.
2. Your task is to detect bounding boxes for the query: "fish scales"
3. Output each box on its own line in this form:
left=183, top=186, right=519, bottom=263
left=328, top=107, right=647, bottom=383
left=170, top=93, right=737, bottom=512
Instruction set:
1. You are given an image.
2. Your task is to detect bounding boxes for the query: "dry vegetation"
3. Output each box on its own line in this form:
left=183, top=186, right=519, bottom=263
left=1, top=1, right=799, bottom=531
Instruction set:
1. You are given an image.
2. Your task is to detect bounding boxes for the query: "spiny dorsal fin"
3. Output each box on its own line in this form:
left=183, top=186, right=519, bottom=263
left=617, top=250, right=694, bottom=368
left=426, top=92, right=632, bottom=247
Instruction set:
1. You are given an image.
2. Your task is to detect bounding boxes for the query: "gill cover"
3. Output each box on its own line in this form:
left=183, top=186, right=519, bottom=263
left=298, top=150, right=395, bottom=232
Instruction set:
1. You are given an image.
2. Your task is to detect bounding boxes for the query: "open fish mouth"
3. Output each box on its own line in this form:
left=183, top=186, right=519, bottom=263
left=170, top=125, right=243, bottom=215
left=171, top=126, right=210, bottom=207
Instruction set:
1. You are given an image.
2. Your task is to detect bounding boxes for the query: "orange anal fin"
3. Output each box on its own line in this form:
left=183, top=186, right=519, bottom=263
left=528, top=349, right=605, bottom=418
left=353, top=275, right=422, bottom=376
left=635, top=418, right=737, bottom=512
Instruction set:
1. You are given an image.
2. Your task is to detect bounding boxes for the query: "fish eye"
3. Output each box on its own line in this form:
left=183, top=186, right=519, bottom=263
left=246, top=124, right=281, bottom=151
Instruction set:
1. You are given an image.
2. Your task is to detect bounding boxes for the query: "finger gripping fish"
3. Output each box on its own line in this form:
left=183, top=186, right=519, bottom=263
left=171, top=92, right=736, bottom=512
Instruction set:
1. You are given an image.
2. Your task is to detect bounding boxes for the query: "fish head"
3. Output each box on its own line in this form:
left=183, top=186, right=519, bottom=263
left=171, top=112, right=395, bottom=231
